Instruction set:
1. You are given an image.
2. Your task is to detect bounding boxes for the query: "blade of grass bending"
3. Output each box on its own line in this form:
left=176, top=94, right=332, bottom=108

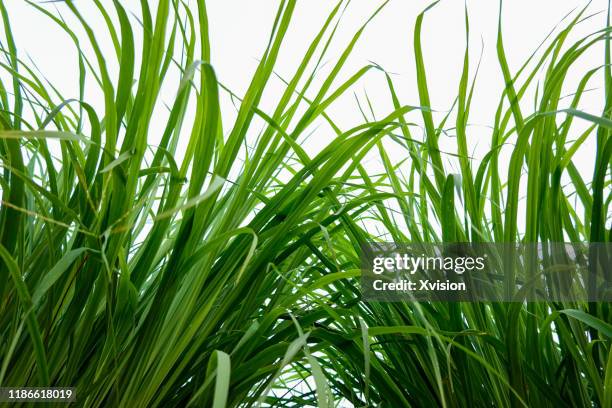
left=188, top=350, right=231, bottom=408
left=31, top=247, right=89, bottom=306
left=0, top=245, right=49, bottom=385
left=414, top=1, right=446, bottom=191
left=113, top=0, right=135, bottom=128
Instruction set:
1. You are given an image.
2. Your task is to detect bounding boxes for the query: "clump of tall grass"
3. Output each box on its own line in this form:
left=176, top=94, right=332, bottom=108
left=0, top=0, right=610, bottom=407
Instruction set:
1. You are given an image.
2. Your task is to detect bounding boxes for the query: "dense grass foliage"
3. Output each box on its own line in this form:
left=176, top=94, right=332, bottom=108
left=0, top=1, right=610, bottom=407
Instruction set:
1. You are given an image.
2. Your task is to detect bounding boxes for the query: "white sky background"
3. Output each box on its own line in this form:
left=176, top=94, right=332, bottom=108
left=5, top=0, right=610, bottom=236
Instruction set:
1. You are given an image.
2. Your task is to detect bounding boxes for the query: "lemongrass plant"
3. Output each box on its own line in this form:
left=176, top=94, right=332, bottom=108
left=0, top=1, right=610, bottom=407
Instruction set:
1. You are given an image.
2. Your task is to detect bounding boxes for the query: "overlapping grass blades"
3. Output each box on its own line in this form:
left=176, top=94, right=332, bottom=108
left=0, top=0, right=391, bottom=405
left=0, top=0, right=610, bottom=407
